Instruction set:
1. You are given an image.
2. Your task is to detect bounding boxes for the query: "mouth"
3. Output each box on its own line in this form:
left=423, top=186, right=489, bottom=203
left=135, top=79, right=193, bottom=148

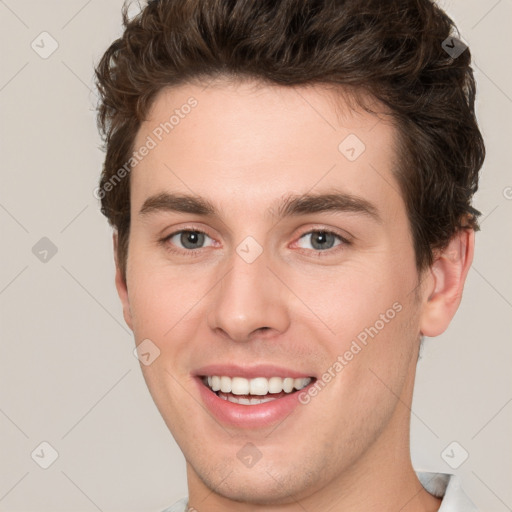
left=194, top=365, right=317, bottom=430
left=193, top=364, right=318, bottom=428
left=200, top=375, right=315, bottom=405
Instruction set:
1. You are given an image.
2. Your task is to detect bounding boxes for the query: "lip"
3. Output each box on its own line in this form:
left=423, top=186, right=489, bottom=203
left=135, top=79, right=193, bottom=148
left=194, top=363, right=314, bottom=380
left=193, top=365, right=316, bottom=429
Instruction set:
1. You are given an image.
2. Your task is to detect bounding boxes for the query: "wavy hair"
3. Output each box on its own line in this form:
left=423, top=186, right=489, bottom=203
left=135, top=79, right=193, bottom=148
left=95, top=0, right=485, bottom=281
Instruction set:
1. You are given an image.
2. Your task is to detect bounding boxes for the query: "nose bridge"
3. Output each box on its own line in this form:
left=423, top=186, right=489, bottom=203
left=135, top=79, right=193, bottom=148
left=207, top=240, right=289, bottom=342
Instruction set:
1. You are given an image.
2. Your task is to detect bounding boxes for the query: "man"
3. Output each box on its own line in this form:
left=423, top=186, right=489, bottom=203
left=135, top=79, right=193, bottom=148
left=94, top=0, right=485, bottom=510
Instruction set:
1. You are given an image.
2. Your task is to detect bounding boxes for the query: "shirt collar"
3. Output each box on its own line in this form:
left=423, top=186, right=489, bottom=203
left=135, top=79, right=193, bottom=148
left=416, top=471, right=478, bottom=511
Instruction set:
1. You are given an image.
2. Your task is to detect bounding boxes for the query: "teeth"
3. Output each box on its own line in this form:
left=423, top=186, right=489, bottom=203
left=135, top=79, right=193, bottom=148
left=203, top=375, right=312, bottom=395
left=224, top=394, right=277, bottom=405
left=283, top=377, right=295, bottom=393
left=220, top=376, right=231, bottom=393
left=250, top=377, right=268, bottom=395
left=211, top=376, right=221, bottom=391
left=232, top=376, right=250, bottom=395
left=269, top=376, right=285, bottom=393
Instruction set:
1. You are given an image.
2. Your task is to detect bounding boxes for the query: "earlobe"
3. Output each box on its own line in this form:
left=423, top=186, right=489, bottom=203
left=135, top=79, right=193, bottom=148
left=419, top=229, right=474, bottom=337
left=113, top=231, right=133, bottom=331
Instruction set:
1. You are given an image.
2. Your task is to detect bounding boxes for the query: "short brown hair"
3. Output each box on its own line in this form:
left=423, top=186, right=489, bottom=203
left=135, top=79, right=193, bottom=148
left=95, top=0, right=485, bottom=282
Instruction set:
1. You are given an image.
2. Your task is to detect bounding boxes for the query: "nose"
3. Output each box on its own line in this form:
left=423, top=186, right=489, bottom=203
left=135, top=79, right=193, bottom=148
left=207, top=246, right=290, bottom=343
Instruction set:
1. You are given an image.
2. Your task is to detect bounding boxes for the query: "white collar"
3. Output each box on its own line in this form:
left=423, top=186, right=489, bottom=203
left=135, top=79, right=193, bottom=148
left=417, top=471, right=477, bottom=511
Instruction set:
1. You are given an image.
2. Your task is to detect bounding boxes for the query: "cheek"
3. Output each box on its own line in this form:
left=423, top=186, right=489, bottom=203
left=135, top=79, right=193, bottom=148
left=305, top=265, right=419, bottom=410
left=126, top=263, right=214, bottom=383
left=126, top=256, right=203, bottom=336
left=288, top=261, right=407, bottom=341
left=311, top=304, right=418, bottom=438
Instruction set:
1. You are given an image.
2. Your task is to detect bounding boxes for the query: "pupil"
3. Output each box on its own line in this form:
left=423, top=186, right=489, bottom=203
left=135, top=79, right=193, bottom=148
left=181, top=231, right=204, bottom=249
left=312, top=231, right=334, bottom=250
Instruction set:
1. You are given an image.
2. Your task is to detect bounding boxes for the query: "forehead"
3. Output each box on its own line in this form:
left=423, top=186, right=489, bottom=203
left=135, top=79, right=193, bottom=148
left=130, top=80, right=403, bottom=221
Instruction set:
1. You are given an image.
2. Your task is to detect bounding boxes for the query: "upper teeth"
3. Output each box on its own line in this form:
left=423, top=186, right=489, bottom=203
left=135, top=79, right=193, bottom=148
left=204, top=376, right=312, bottom=395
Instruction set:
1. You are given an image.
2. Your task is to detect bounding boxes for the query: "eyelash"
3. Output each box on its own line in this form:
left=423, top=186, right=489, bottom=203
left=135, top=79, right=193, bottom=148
left=159, top=226, right=350, bottom=258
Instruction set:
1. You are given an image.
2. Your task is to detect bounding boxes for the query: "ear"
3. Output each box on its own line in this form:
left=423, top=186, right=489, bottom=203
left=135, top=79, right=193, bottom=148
left=113, top=231, right=133, bottom=331
left=419, top=229, right=474, bottom=337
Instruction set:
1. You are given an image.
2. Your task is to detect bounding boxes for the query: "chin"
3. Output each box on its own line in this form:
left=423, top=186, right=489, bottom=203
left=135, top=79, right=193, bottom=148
left=188, top=446, right=331, bottom=506
left=199, top=470, right=305, bottom=505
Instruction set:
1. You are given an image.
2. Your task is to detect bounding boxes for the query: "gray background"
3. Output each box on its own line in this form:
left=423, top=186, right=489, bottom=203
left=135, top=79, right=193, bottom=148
left=0, top=0, right=511, bottom=510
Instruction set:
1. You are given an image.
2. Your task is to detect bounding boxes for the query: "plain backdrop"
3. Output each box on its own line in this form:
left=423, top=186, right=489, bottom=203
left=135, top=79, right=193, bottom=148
left=1, top=0, right=511, bottom=510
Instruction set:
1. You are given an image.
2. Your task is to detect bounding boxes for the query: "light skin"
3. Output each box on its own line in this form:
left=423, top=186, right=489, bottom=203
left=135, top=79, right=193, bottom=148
left=113, top=79, right=473, bottom=511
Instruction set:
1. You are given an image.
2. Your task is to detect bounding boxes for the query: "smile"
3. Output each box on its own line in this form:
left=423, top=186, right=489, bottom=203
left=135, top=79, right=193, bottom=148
left=201, top=375, right=313, bottom=405
left=193, top=364, right=317, bottom=427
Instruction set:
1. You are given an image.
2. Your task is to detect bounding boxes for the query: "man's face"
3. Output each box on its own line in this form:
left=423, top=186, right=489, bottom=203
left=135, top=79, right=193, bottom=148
left=121, top=80, right=426, bottom=503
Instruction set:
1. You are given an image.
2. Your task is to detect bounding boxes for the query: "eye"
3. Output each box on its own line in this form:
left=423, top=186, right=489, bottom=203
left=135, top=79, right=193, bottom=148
left=159, top=227, right=350, bottom=257
left=295, top=229, right=347, bottom=253
left=162, top=229, right=215, bottom=253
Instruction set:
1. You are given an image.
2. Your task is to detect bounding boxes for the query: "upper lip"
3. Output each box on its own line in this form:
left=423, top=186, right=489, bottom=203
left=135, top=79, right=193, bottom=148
left=194, top=364, right=315, bottom=380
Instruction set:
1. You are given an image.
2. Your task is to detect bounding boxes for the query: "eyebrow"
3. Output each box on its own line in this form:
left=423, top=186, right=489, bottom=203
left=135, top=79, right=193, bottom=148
left=138, top=190, right=381, bottom=223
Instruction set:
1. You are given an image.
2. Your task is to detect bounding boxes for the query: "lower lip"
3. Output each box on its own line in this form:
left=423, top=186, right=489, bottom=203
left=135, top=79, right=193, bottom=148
left=194, top=377, right=314, bottom=429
